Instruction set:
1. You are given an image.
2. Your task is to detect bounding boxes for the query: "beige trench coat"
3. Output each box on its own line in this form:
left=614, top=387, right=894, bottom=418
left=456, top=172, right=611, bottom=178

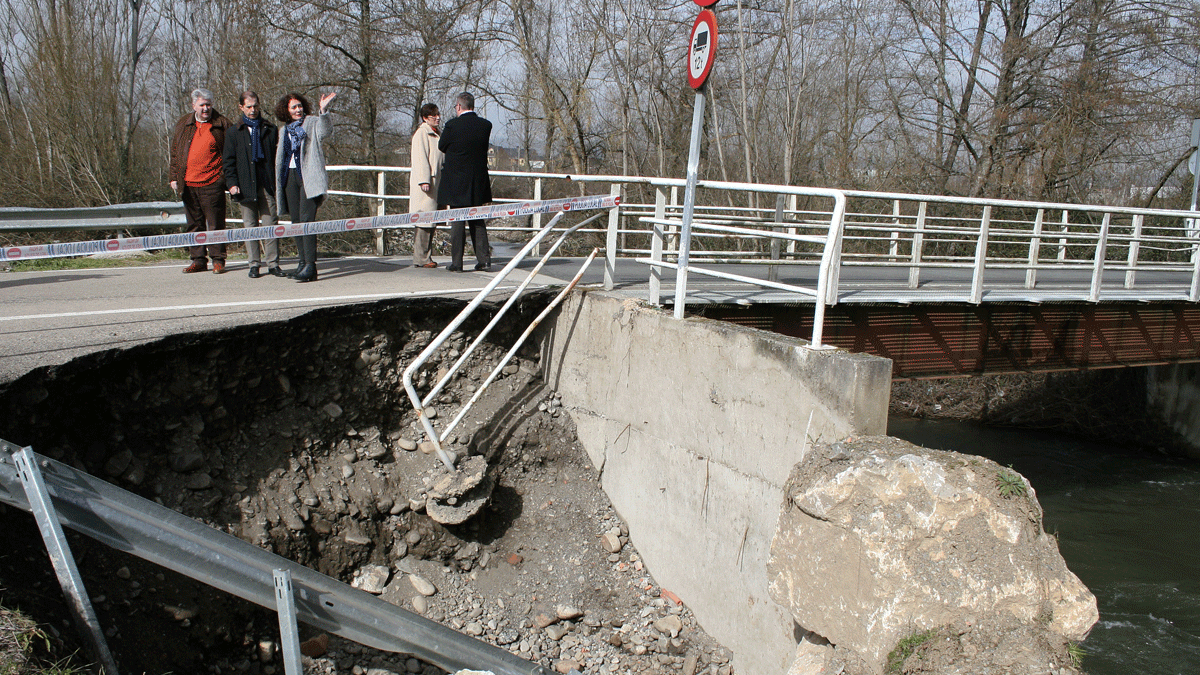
left=409, top=122, right=443, bottom=214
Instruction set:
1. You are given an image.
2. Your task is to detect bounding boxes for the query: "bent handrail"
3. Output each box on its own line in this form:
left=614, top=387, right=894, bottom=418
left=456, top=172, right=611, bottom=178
left=401, top=212, right=606, bottom=469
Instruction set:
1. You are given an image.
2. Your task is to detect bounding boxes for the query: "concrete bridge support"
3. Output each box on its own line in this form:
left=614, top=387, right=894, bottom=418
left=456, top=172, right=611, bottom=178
left=538, top=293, right=893, bottom=675
left=1146, top=363, right=1200, bottom=459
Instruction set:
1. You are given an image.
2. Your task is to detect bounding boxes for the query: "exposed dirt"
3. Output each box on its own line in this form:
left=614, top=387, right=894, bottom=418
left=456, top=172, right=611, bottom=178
left=0, top=295, right=729, bottom=675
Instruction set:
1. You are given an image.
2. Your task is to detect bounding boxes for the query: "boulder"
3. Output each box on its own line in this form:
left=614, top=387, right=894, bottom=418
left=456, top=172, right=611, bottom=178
left=767, top=436, right=1097, bottom=674
left=351, top=564, right=391, bottom=595
left=425, top=456, right=495, bottom=524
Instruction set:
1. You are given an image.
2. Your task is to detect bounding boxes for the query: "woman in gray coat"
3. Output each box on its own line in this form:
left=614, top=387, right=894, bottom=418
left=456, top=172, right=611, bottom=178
left=274, top=91, right=336, bottom=282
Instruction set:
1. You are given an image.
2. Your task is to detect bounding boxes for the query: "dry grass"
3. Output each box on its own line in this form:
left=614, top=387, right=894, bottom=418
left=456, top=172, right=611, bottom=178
left=0, top=604, right=40, bottom=675
left=0, top=601, right=86, bottom=675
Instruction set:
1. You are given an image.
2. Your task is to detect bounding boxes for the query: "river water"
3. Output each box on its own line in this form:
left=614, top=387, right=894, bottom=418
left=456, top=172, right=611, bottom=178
left=888, top=417, right=1200, bottom=675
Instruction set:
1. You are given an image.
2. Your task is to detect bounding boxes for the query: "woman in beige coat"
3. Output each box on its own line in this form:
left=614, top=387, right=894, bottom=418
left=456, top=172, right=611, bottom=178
left=410, top=103, right=444, bottom=268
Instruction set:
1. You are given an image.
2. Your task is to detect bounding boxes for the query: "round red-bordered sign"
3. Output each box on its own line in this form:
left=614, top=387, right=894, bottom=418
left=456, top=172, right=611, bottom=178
left=688, top=10, right=718, bottom=90
left=692, top=0, right=718, bottom=7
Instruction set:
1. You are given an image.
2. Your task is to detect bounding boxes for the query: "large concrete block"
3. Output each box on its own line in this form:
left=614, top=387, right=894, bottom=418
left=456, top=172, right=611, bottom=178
left=767, top=436, right=1098, bottom=673
left=539, top=292, right=892, bottom=675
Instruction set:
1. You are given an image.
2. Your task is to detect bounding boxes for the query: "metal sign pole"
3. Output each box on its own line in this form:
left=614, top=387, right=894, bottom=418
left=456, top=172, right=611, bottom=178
left=674, top=87, right=706, bottom=319
left=1189, top=119, right=1200, bottom=239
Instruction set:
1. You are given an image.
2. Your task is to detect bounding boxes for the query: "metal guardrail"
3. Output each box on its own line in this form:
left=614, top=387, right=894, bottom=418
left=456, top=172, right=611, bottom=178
left=0, top=439, right=550, bottom=675
left=0, top=202, right=186, bottom=232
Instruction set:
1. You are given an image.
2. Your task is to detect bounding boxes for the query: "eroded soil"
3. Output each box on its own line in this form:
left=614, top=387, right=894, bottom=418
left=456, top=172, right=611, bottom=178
left=0, top=295, right=729, bottom=675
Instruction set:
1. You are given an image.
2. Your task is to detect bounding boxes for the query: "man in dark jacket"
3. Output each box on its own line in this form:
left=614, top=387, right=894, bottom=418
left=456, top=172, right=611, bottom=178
left=169, top=88, right=234, bottom=274
left=223, top=90, right=283, bottom=278
left=437, top=92, right=493, bottom=272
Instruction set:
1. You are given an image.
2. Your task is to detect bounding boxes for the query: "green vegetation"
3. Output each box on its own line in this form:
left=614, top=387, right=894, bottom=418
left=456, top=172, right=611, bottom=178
left=886, top=628, right=939, bottom=673
left=996, top=466, right=1027, bottom=499
left=1068, top=642, right=1086, bottom=669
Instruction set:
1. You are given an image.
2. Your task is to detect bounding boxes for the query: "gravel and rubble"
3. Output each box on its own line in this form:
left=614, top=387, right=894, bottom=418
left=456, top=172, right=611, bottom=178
left=0, top=296, right=733, bottom=675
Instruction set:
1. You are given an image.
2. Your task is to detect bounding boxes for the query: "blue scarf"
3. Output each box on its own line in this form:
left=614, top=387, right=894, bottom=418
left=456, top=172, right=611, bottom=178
left=281, top=119, right=307, bottom=186
left=243, top=115, right=265, bottom=162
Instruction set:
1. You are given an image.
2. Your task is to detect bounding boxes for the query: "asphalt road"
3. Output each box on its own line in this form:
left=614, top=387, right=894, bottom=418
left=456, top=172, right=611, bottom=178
left=0, top=255, right=555, bottom=385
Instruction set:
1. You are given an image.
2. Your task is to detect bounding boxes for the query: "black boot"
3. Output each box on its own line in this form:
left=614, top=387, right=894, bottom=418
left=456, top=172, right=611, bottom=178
left=286, top=236, right=306, bottom=278
left=294, top=235, right=318, bottom=282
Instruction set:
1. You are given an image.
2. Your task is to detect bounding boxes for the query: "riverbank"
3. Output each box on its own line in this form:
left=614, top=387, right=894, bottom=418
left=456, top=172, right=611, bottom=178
left=890, top=369, right=1195, bottom=457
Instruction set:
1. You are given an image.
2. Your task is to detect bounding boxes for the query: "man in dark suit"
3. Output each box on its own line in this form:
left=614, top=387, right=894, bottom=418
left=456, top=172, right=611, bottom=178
left=223, top=90, right=282, bottom=278
left=437, top=92, right=493, bottom=272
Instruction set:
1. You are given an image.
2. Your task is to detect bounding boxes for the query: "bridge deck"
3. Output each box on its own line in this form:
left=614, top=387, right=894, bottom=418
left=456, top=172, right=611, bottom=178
left=3, top=251, right=1195, bottom=384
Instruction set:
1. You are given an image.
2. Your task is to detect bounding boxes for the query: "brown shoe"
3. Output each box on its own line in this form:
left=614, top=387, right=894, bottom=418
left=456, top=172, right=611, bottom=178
left=420, top=262, right=438, bottom=268
left=212, top=260, right=226, bottom=274
left=183, top=260, right=207, bottom=274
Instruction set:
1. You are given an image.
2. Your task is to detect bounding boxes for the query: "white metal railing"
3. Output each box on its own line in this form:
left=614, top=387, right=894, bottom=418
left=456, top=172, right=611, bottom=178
left=327, top=165, right=1200, bottom=307
left=325, top=166, right=575, bottom=254
left=7, top=166, right=1200, bottom=349
left=323, top=168, right=851, bottom=346
left=826, top=190, right=1200, bottom=301
left=559, top=173, right=1200, bottom=321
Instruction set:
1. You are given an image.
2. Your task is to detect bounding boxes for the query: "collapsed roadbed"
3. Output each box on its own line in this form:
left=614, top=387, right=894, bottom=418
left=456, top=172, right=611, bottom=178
left=0, top=289, right=1095, bottom=675
left=0, top=294, right=731, bottom=675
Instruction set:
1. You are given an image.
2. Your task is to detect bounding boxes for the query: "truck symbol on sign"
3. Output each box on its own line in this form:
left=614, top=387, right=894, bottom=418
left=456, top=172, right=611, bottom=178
left=692, top=32, right=709, bottom=71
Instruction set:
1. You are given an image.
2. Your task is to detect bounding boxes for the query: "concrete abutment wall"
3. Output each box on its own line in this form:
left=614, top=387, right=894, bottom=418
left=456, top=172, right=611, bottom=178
left=537, top=293, right=892, bottom=675
left=1146, top=363, right=1200, bottom=459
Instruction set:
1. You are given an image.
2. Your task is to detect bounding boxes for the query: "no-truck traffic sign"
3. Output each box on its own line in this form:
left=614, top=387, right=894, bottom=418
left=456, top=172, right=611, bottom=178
left=688, top=9, right=717, bottom=90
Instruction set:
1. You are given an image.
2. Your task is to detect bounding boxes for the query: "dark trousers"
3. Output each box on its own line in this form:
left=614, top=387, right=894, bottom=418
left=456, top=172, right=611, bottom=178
left=450, top=219, right=490, bottom=268
left=183, top=182, right=227, bottom=262
left=285, top=170, right=320, bottom=266
left=284, top=170, right=319, bottom=224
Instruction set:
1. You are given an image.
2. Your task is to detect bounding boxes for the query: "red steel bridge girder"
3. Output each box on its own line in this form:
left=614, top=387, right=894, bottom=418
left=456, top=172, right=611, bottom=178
left=698, top=303, right=1200, bottom=380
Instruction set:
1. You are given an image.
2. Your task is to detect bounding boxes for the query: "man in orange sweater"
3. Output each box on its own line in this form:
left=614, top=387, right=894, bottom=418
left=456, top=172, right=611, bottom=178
left=169, top=88, right=234, bottom=274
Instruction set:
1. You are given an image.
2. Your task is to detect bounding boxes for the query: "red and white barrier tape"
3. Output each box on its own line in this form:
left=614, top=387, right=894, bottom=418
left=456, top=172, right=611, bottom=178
left=1, top=194, right=621, bottom=262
